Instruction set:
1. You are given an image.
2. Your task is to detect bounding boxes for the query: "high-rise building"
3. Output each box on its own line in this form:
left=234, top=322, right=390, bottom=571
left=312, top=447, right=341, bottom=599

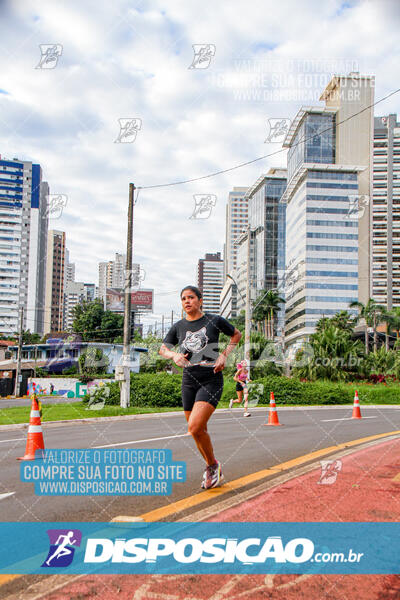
left=64, top=249, right=75, bottom=284
left=98, top=253, right=126, bottom=300
left=234, top=228, right=257, bottom=314
left=0, top=157, right=49, bottom=336
left=83, top=282, right=96, bottom=302
left=320, top=73, right=375, bottom=304
left=197, top=252, right=224, bottom=313
left=224, top=187, right=248, bottom=279
left=248, top=168, right=287, bottom=305
left=232, top=168, right=288, bottom=332
left=372, top=114, right=400, bottom=308
left=63, top=281, right=85, bottom=330
left=282, top=72, right=374, bottom=348
left=44, top=230, right=65, bottom=334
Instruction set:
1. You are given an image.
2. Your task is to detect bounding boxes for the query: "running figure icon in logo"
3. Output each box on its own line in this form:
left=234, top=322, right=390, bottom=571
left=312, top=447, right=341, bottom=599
left=41, top=529, right=82, bottom=568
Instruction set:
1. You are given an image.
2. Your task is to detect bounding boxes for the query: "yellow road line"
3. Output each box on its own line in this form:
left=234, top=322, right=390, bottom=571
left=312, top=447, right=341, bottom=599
left=138, top=429, right=400, bottom=522
left=0, top=574, right=20, bottom=585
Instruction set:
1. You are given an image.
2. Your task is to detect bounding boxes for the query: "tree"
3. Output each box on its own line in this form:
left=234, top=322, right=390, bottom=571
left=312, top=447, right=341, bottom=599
left=229, top=310, right=245, bottom=333
left=71, top=300, right=124, bottom=343
left=293, top=323, right=364, bottom=381
left=21, top=330, right=41, bottom=344
left=366, top=346, right=396, bottom=375
left=384, top=306, right=400, bottom=349
left=349, top=299, right=385, bottom=354
left=252, top=290, right=285, bottom=339
left=329, top=310, right=357, bottom=334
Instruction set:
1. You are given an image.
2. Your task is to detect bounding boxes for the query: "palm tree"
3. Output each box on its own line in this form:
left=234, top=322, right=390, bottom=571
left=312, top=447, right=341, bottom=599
left=252, top=289, right=285, bottom=339
left=385, top=307, right=400, bottom=342
left=294, top=323, right=364, bottom=381
left=349, top=299, right=385, bottom=353
left=329, top=310, right=357, bottom=333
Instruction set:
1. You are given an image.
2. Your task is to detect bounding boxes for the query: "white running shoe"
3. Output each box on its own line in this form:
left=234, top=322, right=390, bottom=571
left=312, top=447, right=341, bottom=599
left=203, top=461, right=225, bottom=489
left=243, top=412, right=251, bottom=417
left=229, top=399, right=234, bottom=409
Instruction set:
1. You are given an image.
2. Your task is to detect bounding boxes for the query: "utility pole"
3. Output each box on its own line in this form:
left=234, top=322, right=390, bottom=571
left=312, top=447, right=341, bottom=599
left=120, top=183, right=135, bottom=408
left=171, top=310, right=174, bottom=326
left=245, top=225, right=251, bottom=379
left=14, top=306, right=24, bottom=397
left=161, top=315, right=165, bottom=338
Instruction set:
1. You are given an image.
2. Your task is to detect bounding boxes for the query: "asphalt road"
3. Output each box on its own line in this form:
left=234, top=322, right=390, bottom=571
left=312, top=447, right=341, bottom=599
left=0, top=406, right=399, bottom=522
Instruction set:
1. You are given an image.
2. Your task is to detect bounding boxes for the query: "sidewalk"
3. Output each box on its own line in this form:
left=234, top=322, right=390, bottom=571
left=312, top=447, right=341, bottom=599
left=5, top=437, right=399, bottom=600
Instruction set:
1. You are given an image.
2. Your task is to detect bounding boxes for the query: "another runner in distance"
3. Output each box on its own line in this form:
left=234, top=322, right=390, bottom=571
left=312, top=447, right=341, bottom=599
left=229, top=360, right=251, bottom=417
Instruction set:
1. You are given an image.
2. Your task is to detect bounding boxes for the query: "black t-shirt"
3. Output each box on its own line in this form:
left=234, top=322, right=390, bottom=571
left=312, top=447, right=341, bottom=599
left=163, top=312, right=235, bottom=374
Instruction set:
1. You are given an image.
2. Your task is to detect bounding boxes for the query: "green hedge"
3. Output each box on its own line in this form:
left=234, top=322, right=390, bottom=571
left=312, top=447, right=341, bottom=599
left=82, top=373, right=400, bottom=408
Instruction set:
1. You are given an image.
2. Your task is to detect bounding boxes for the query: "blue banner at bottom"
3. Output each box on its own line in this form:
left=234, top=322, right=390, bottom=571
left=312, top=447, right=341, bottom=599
left=0, top=522, right=398, bottom=575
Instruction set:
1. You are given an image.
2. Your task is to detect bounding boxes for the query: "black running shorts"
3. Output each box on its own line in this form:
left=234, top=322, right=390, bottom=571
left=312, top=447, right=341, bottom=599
left=236, top=381, right=245, bottom=392
left=181, top=368, right=223, bottom=411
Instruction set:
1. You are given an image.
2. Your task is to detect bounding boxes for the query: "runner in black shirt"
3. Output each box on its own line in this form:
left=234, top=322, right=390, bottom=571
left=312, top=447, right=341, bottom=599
left=159, top=285, right=241, bottom=489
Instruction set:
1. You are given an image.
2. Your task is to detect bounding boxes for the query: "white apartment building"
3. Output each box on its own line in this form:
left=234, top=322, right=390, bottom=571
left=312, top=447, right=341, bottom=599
left=0, top=157, right=48, bottom=336
left=197, top=252, right=224, bottom=313
left=63, top=280, right=85, bottom=330
left=224, top=187, right=248, bottom=279
left=98, top=253, right=126, bottom=300
left=65, top=249, right=75, bottom=284
left=372, top=114, right=400, bottom=308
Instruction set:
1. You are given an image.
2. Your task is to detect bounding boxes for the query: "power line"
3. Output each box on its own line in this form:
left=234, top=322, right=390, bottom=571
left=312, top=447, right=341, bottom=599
left=137, top=86, right=400, bottom=190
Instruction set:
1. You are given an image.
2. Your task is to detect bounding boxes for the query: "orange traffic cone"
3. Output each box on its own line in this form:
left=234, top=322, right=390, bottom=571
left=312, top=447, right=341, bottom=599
left=264, top=391, right=282, bottom=426
left=351, top=390, right=362, bottom=419
left=17, top=395, right=45, bottom=460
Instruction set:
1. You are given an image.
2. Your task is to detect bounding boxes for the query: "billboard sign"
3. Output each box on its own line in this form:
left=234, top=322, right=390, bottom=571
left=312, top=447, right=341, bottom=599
left=106, top=288, right=153, bottom=313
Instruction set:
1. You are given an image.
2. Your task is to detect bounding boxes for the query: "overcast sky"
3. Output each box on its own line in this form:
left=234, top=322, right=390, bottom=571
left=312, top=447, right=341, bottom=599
left=1, top=0, right=399, bottom=331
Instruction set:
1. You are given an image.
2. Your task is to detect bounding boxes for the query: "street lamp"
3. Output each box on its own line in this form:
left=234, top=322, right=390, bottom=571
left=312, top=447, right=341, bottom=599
left=226, top=228, right=252, bottom=376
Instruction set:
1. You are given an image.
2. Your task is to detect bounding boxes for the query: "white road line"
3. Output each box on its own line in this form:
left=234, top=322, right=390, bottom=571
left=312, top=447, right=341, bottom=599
left=94, top=432, right=191, bottom=448
left=321, top=416, right=378, bottom=422
left=0, top=492, right=15, bottom=501
left=0, top=438, right=25, bottom=444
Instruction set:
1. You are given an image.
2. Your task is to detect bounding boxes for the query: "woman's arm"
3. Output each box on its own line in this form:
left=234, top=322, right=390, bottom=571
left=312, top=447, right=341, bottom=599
left=159, top=343, right=190, bottom=368
left=214, top=328, right=242, bottom=373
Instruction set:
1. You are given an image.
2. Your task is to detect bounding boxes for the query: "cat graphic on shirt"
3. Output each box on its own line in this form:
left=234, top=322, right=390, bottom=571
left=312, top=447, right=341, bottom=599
left=182, top=327, right=208, bottom=354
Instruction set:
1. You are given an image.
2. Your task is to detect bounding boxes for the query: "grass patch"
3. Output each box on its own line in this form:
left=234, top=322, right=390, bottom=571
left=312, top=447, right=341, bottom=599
left=0, top=402, right=183, bottom=426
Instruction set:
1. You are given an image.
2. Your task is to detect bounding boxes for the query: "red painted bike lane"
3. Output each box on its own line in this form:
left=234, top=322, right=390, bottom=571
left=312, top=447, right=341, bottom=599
left=23, top=438, right=400, bottom=600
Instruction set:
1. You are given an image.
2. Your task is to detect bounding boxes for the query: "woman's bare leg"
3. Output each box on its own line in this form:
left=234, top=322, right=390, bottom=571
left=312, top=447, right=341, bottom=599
left=186, top=402, right=216, bottom=466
